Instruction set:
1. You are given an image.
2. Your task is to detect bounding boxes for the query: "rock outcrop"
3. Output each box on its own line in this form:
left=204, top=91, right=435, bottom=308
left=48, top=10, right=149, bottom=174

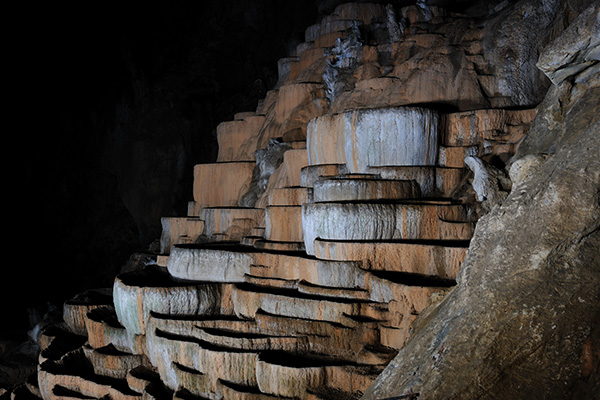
left=362, top=2, right=600, bottom=399
left=5, top=1, right=597, bottom=399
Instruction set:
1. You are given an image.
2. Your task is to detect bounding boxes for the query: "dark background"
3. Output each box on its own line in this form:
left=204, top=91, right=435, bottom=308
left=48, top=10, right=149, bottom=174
left=4, top=0, right=325, bottom=335
left=3, top=0, right=478, bottom=336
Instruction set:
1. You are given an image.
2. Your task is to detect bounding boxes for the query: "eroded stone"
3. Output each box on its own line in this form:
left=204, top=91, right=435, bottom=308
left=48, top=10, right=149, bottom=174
left=302, top=202, right=474, bottom=255
left=193, top=162, right=255, bottom=208
left=307, top=107, right=440, bottom=173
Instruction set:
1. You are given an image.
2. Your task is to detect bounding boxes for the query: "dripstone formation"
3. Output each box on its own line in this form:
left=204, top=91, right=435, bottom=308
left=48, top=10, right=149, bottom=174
left=5, top=1, right=598, bottom=399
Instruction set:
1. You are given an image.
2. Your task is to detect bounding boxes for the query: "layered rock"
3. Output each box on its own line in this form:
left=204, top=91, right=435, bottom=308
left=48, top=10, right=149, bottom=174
left=22, top=1, right=598, bottom=400
left=362, top=3, right=600, bottom=399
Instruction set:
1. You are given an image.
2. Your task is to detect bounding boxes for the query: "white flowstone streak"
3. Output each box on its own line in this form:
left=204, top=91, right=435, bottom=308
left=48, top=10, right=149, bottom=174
left=113, top=271, right=223, bottom=335
left=302, top=202, right=473, bottom=255
left=167, top=245, right=253, bottom=282
left=307, top=107, right=439, bottom=173
left=302, top=203, right=397, bottom=255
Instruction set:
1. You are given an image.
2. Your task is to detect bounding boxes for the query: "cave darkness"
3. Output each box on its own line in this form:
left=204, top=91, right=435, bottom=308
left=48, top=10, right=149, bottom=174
left=4, top=0, right=484, bottom=338
left=5, top=1, right=323, bottom=335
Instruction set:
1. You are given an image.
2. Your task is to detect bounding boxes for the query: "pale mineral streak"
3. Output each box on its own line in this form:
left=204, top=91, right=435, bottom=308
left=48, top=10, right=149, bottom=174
left=27, top=1, right=599, bottom=400
left=307, top=107, right=440, bottom=172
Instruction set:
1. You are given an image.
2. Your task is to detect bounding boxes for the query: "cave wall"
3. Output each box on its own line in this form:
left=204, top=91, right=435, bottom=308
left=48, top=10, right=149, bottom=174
left=7, top=0, right=323, bottom=323
left=2, top=0, right=598, bottom=398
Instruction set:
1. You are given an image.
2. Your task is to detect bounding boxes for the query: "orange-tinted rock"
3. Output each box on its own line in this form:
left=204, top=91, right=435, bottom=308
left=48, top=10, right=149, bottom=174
left=231, top=284, right=387, bottom=326
left=268, top=187, right=310, bottom=206
left=307, top=107, right=440, bottom=172
left=254, top=311, right=379, bottom=361
left=113, top=266, right=233, bottom=335
left=38, top=349, right=141, bottom=400
left=265, top=206, right=303, bottom=242
left=306, top=114, right=348, bottom=166
left=192, top=162, right=254, bottom=208
left=314, top=31, right=348, bottom=48
left=323, top=365, right=382, bottom=396
left=269, top=149, right=308, bottom=189
left=301, top=164, right=349, bottom=188
left=145, top=315, right=259, bottom=393
left=333, top=2, right=386, bottom=24
left=330, top=47, right=489, bottom=113
left=256, top=149, right=309, bottom=208
left=255, top=353, right=325, bottom=399
left=216, top=115, right=266, bottom=162
left=443, top=108, right=537, bottom=146
left=438, top=145, right=479, bottom=168
left=366, top=166, right=467, bottom=198
left=257, top=84, right=329, bottom=147
left=82, top=344, right=145, bottom=380
left=62, top=289, right=113, bottom=336
left=216, top=379, right=282, bottom=400
left=400, top=4, right=446, bottom=24
left=85, top=306, right=144, bottom=355
left=305, top=18, right=363, bottom=43
left=312, top=177, right=420, bottom=202
left=313, top=239, right=467, bottom=280
left=199, top=207, right=265, bottom=242
left=302, top=202, right=474, bottom=255
left=159, top=217, right=205, bottom=254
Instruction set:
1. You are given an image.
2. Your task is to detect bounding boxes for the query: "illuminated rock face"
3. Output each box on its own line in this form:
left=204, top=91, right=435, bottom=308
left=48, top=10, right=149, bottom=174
left=30, top=2, right=598, bottom=400
left=307, top=107, right=440, bottom=172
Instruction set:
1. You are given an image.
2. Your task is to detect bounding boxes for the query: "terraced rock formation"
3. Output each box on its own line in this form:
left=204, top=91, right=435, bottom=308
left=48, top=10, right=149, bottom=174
left=7, top=1, right=596, bottom=399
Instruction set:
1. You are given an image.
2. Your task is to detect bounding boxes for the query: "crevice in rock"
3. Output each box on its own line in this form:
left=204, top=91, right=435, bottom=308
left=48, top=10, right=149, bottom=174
left=368, top=270, right=457, bottom=288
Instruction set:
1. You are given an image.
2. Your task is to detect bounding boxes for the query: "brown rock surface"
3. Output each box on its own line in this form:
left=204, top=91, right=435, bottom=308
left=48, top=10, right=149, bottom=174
left=192, top=162, right=255, bottom=208
left=159, top=216, right=205, bottom=254
left=362, top=6, right=600, bottom=398
left=31, top=2, right=598, bottom=399
left=217, top=114, right=266, bottom=162
left=313, top=239, right=467, bottom=280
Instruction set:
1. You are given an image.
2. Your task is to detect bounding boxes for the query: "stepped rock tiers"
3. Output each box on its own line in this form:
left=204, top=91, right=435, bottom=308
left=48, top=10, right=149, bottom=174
left=11, top=1, right=597, bottom=400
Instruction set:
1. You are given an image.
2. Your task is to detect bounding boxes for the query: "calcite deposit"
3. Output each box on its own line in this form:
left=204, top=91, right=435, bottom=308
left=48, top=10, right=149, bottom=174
left=8, top=1, right=597, bottom=399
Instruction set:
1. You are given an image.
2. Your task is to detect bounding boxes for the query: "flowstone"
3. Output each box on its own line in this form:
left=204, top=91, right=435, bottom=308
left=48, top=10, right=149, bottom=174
left=28, top=2, right=582, bottom=400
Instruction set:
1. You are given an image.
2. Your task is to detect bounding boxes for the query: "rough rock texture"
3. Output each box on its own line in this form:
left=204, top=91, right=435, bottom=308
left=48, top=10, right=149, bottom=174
left=363, top=3, right=600, bottom=399
left=14, top=1, right=598, bottom=400
left=307, top=107, right=440, bottom=172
